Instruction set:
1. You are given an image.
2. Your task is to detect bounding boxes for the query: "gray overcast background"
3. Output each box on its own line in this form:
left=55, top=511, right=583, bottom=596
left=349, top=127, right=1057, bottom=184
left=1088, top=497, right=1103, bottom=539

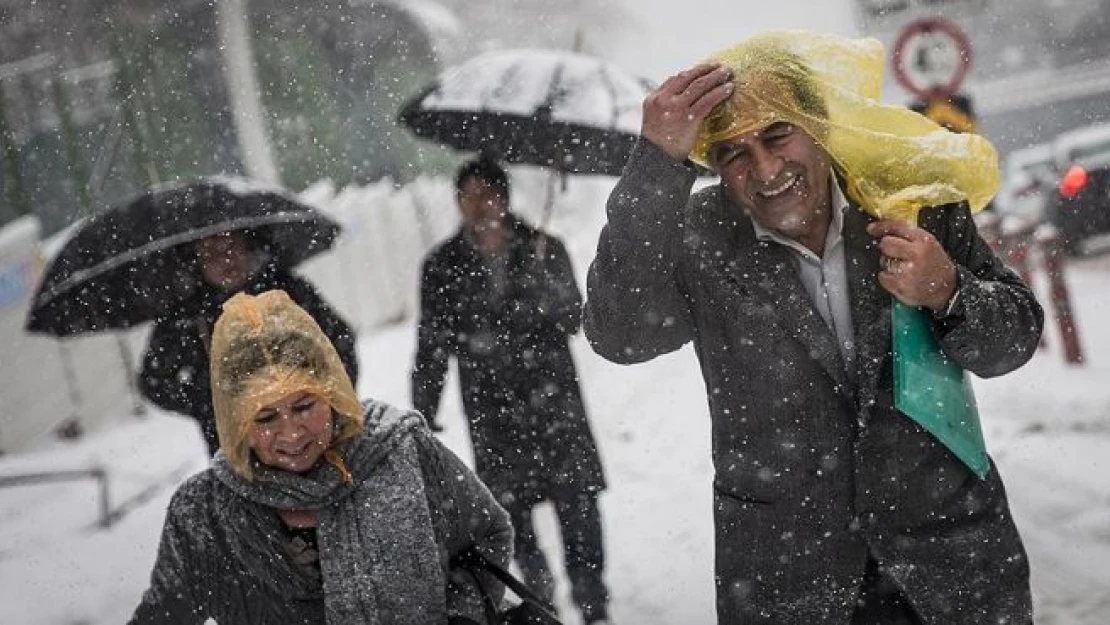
left=610, top=0, right=857, bottom=80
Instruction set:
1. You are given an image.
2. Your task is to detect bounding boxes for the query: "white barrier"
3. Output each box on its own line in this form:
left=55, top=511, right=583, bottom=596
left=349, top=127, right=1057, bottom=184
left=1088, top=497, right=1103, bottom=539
left=0, top=217, right=67, bottom=451
left=297, top=176, right=460, bottom=333
left=0, top=213, right=152, bottom=452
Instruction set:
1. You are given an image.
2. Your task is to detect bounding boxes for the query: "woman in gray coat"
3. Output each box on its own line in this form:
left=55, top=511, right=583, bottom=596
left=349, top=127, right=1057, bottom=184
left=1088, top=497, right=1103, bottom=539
left=129, top=290, right=512, bottom=625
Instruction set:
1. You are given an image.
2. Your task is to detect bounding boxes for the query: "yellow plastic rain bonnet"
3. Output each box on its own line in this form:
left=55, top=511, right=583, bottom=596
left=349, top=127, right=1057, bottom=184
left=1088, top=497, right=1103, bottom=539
left=210, top=290, right=363, bottom=479
left=691, top=30, right=999, bottom=223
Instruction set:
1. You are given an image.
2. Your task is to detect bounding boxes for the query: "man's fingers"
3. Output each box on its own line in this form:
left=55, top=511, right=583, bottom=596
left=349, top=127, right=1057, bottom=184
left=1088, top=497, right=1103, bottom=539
left=659, top=63, right=724, bottom=96
left=689, top=81, right=735, bottom=118
left=878, top=235, right=916, bottom=260
left=876, top=270, right=906, bottom=298
left=880, top=255, right=903, bottom=274
left=677, top=66, right=732, bottom=106
left=642, top=63, right=730, bottom=161
left=867, top=219, right=921, bottom=241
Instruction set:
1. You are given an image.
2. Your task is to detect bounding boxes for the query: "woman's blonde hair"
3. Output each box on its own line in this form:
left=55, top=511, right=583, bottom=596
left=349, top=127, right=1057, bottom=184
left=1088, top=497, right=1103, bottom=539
left=209, top=290, right=363, bottom=479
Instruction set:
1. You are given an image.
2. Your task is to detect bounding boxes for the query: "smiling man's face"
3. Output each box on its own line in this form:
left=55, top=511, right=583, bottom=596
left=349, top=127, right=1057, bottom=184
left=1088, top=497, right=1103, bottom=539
left=710, top=121, right=834, bottom=254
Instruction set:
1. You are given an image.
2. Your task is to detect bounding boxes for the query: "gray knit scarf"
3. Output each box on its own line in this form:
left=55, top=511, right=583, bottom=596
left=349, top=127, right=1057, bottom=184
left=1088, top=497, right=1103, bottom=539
left=212, top=401, right=446, bottom=624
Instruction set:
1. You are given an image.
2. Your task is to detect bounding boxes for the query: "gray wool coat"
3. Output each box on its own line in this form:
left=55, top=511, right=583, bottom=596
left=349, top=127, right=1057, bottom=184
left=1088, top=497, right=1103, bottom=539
left=584, top=140, right=1044, bottom=625
left=128, top=401, right=512, bottom=625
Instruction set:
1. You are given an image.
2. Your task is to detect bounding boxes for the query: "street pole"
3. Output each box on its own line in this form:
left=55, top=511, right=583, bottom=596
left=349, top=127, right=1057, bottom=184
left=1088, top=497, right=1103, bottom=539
left=50, top=72, right=93, bottom=213
left=109, top=33, right=158, bottom=186
left=0, top=81, right=32, bottom=218
left=1037, top=228, right=1084, bottom=365
left=215, top=0, right=281, bottom=185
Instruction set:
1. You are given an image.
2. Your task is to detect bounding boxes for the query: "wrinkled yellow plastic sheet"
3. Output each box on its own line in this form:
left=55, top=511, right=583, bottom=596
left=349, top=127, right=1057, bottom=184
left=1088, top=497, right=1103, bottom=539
left=210, top=290, right=363, bottom=478
left=691, top=30, right=999, bottom=224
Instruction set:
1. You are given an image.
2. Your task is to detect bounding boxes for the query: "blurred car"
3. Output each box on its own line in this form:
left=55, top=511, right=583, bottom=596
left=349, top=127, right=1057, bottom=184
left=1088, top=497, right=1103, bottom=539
left=996, top=142, right=1056, bottom=235
left=1049, top=122, right=1110, bottom=255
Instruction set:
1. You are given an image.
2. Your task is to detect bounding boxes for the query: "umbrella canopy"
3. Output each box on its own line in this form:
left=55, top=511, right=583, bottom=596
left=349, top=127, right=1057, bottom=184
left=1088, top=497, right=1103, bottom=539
left=398, top=48, right=654, bottom=176
left=26, top=178, right=340, bottom=337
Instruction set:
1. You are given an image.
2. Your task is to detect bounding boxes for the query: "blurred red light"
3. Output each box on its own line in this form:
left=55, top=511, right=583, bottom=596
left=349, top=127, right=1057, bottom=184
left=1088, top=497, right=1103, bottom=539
left=1059, top=165, right=1089, bottom=199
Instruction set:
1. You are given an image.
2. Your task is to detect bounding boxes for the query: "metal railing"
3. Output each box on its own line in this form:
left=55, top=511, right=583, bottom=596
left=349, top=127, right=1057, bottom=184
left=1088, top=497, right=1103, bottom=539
left=0, top=467, right=110, bottom=527
left=977, top=212, right=1085, bottom=365
left=0, top=460, right=195, bottom=529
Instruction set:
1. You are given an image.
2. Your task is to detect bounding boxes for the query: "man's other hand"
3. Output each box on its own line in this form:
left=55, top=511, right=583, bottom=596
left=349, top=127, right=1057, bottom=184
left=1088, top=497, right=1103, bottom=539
left=868, top=219, right=958, bottom=312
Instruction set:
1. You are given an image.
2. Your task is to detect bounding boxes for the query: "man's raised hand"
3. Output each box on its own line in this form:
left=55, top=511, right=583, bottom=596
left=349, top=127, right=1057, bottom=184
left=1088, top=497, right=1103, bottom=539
left=641, top=63, right=733, bottom=161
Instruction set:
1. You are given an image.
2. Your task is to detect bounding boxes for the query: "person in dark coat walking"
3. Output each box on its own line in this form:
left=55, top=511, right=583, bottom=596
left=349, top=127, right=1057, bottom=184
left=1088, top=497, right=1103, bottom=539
left=130, top=290, right=511, bottom=625
left=412, top=158, right=610, bottom=624
left=584, top=32, right=1043, bottom=625
left=139, top=230, right=358, bottom=456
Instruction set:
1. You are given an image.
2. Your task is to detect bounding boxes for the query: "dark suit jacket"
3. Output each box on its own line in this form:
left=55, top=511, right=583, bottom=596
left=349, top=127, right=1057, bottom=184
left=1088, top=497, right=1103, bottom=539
left=412, top=216, right=605, bottom=503
left=585, top=140, right=1043, bottom=625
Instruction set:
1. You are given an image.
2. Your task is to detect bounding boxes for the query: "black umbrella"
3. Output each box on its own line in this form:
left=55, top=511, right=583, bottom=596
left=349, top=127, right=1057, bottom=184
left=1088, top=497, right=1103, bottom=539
left=26, top=178, right=340, bottom=336
left=398, top=48, right=655, bottom=176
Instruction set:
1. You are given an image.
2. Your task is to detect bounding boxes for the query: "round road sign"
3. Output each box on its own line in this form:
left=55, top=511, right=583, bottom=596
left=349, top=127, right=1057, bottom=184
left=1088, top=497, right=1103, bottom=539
left=891, top=17, right=972, bottom=99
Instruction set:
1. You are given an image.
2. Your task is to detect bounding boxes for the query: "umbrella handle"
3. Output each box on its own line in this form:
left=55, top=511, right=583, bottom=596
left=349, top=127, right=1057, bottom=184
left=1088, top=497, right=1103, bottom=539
left=57, top=341, right=84, bottom=420
left=535, top=169, right=566, bottom=261
left=194, top=317, right=213, bottom=355
left=535, top=234, right=549, bottom=264
left=114, top=335, right=147, bottom=417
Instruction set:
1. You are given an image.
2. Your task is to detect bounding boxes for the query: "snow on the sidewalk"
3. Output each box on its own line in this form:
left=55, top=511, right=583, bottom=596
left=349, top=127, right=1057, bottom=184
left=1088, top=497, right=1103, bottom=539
left=0, top=413, right=208, bottom=625
left=974, top=256, right=1110, bottom=625
left=2, top=257, right=1108, bottom=625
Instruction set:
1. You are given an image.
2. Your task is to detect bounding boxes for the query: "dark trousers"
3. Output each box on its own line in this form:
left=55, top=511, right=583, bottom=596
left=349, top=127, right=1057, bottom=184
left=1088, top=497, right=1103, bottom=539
left=850, top=557, right=924, bottom=625
left=502, top=491, right=609, bottom=623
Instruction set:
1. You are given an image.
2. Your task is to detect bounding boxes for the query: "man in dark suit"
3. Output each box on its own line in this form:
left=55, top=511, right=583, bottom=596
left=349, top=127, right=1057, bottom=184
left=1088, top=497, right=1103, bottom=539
left=584, top=33, right=1042, bottom=625
left=412, top=158, right=610, bottom=625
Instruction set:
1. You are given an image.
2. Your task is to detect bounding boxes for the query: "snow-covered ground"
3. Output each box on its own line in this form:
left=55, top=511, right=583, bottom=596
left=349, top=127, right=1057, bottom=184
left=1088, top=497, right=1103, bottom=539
left=2, top=227, right=1109, bottom=624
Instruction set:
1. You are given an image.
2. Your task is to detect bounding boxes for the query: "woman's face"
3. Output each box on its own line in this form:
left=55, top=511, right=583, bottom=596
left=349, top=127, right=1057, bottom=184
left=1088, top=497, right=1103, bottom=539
left=195, top=231, right=256, bottom=289
left=248, top=390, right=334, bottom=473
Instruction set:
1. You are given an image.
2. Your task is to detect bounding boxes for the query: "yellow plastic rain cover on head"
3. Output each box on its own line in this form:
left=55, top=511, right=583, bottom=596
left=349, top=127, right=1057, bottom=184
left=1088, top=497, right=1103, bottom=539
left=210, top=290, right=363, bottom=479
left=691, top=30, right=998, bottom=223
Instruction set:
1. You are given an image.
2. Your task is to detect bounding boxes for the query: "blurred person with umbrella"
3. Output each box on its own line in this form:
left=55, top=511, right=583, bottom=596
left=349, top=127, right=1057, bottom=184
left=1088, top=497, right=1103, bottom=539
left=26, top=179, right=358, bottom=456
left=398, top=48, right=652, bottom=176
left=411, top=158, right=610, bottom=625
left=583, top=32, right=1042, bottom=625
left=399, top=47, right=655, bottom=625
left=398, top=47, right=654, bottom=230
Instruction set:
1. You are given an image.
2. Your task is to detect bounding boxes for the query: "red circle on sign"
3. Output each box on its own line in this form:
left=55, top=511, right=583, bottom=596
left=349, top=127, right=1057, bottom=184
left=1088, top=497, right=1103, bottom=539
left=892, top=17, right=972, bottom=99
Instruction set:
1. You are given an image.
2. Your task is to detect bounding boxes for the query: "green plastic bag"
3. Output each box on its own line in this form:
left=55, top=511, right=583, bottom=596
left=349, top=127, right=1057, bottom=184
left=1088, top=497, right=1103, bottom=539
left=892, top=301, right=990, bottom=479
